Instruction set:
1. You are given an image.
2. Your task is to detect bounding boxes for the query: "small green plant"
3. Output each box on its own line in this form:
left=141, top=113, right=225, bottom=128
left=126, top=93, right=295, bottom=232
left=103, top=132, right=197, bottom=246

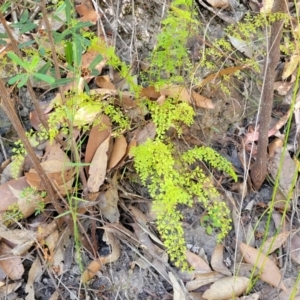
left=3, top=203, right=23, bottom=226
left=20, top=186, right=46, bottom=216
left=147, top=0, right=198, bottom=88
left=132, top=99, right=237, bottom=268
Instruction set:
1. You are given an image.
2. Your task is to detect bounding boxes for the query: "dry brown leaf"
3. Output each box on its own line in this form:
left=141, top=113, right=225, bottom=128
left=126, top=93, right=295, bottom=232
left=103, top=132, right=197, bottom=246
left=116, top=91, right=137, bottom=109
left=95, top=75, right=116, bottom=89
left=0, top=227, right=34, bottom=245
left=85, top=115, right=111, bottom=172
left=186, top=271, right=224, bottom=291
left=205, top=0, right=229, bottom=7
left=43, top=142, right=70, bottom=163
left=274, top=81, right=294, bottom=95
left=198, top=66, right=247, bottom=87
left=260, top=232, right=291, bottom=255
left=0, top=242, right=24, bottom=280
left=8, top=184, right=50, bottom=219
left=140, top=86, right=161, bottom=99
left=268, top=145, right=297, bottom=196
left=202, top=276, right=250, bottom=300
left=268, top=138, right=284, bottom=158
left=0, top=282, right=21, bottom=298
left=107, top=135, right=127, bottom=171
left=82, top=231, right=120, bottom=282
left=81, top=49, right=106, bottom=75
left=0, top=177, right=29, bottom=213
left=272, top=212, right=300, bottom=265
left=25, top=257, right=43, bottom=300
left=136, top=122, right=156, bottom=145
left=169, top=272, right=186, bottom=300
left=240, top=242, right=287, bottom=291
left=186, top=250, right=211, bottom=272
left=49, top=227, right=72, bottom=276
left=282, top=54, right=300, bottom=79
left=211, top=244, right=232, bottom=276
left=35, top=220, right=58, bottom=240
left=82, top=259, right=102, bottom=283
left=87, top=136, right=110, bottom=192
left=129, top=206, right=149, bottom=226
left=25, top=160, right=75, bottom=190
left=75, top=3, right=99, bottom=24
left=160, top=85, right=214, bottom=109
left=30, top=108, right=49, bottom=131
left=97, top=187, right=120, bottom=223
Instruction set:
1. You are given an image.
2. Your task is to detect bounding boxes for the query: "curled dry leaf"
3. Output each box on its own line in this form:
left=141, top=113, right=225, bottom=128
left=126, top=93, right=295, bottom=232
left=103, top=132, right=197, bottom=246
left=202, top=276, right=250, bottom=300
left=107, top=135, right=127, bottom=171
left=186, top=271, right=224, bottom=292
left=87, top=136, right=110, bottom=192
left=82, top=231, right=120, bottom=282
left=211, top=244, right=232, bottom=276
left=240, top=242, right=287, bottom=291
left=186, top=250, right=211, bottom=272
left=0, top=242, right=24, bottom=280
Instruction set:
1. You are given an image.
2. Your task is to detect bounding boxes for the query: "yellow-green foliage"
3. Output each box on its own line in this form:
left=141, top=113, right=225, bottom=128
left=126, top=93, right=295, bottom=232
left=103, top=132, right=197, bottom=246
left=3, top=203, right=23, bottom=226
left=146, top=98, right=195, bottom=138
left=199, top=12, right=288, bottom=75
left=148, top=0, right=198, bottom=88
left=47, top=92, right=130, bottom=141
left=132, top=99, right=237, bottom=268
left=132, top=139, right=237, bottom=268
